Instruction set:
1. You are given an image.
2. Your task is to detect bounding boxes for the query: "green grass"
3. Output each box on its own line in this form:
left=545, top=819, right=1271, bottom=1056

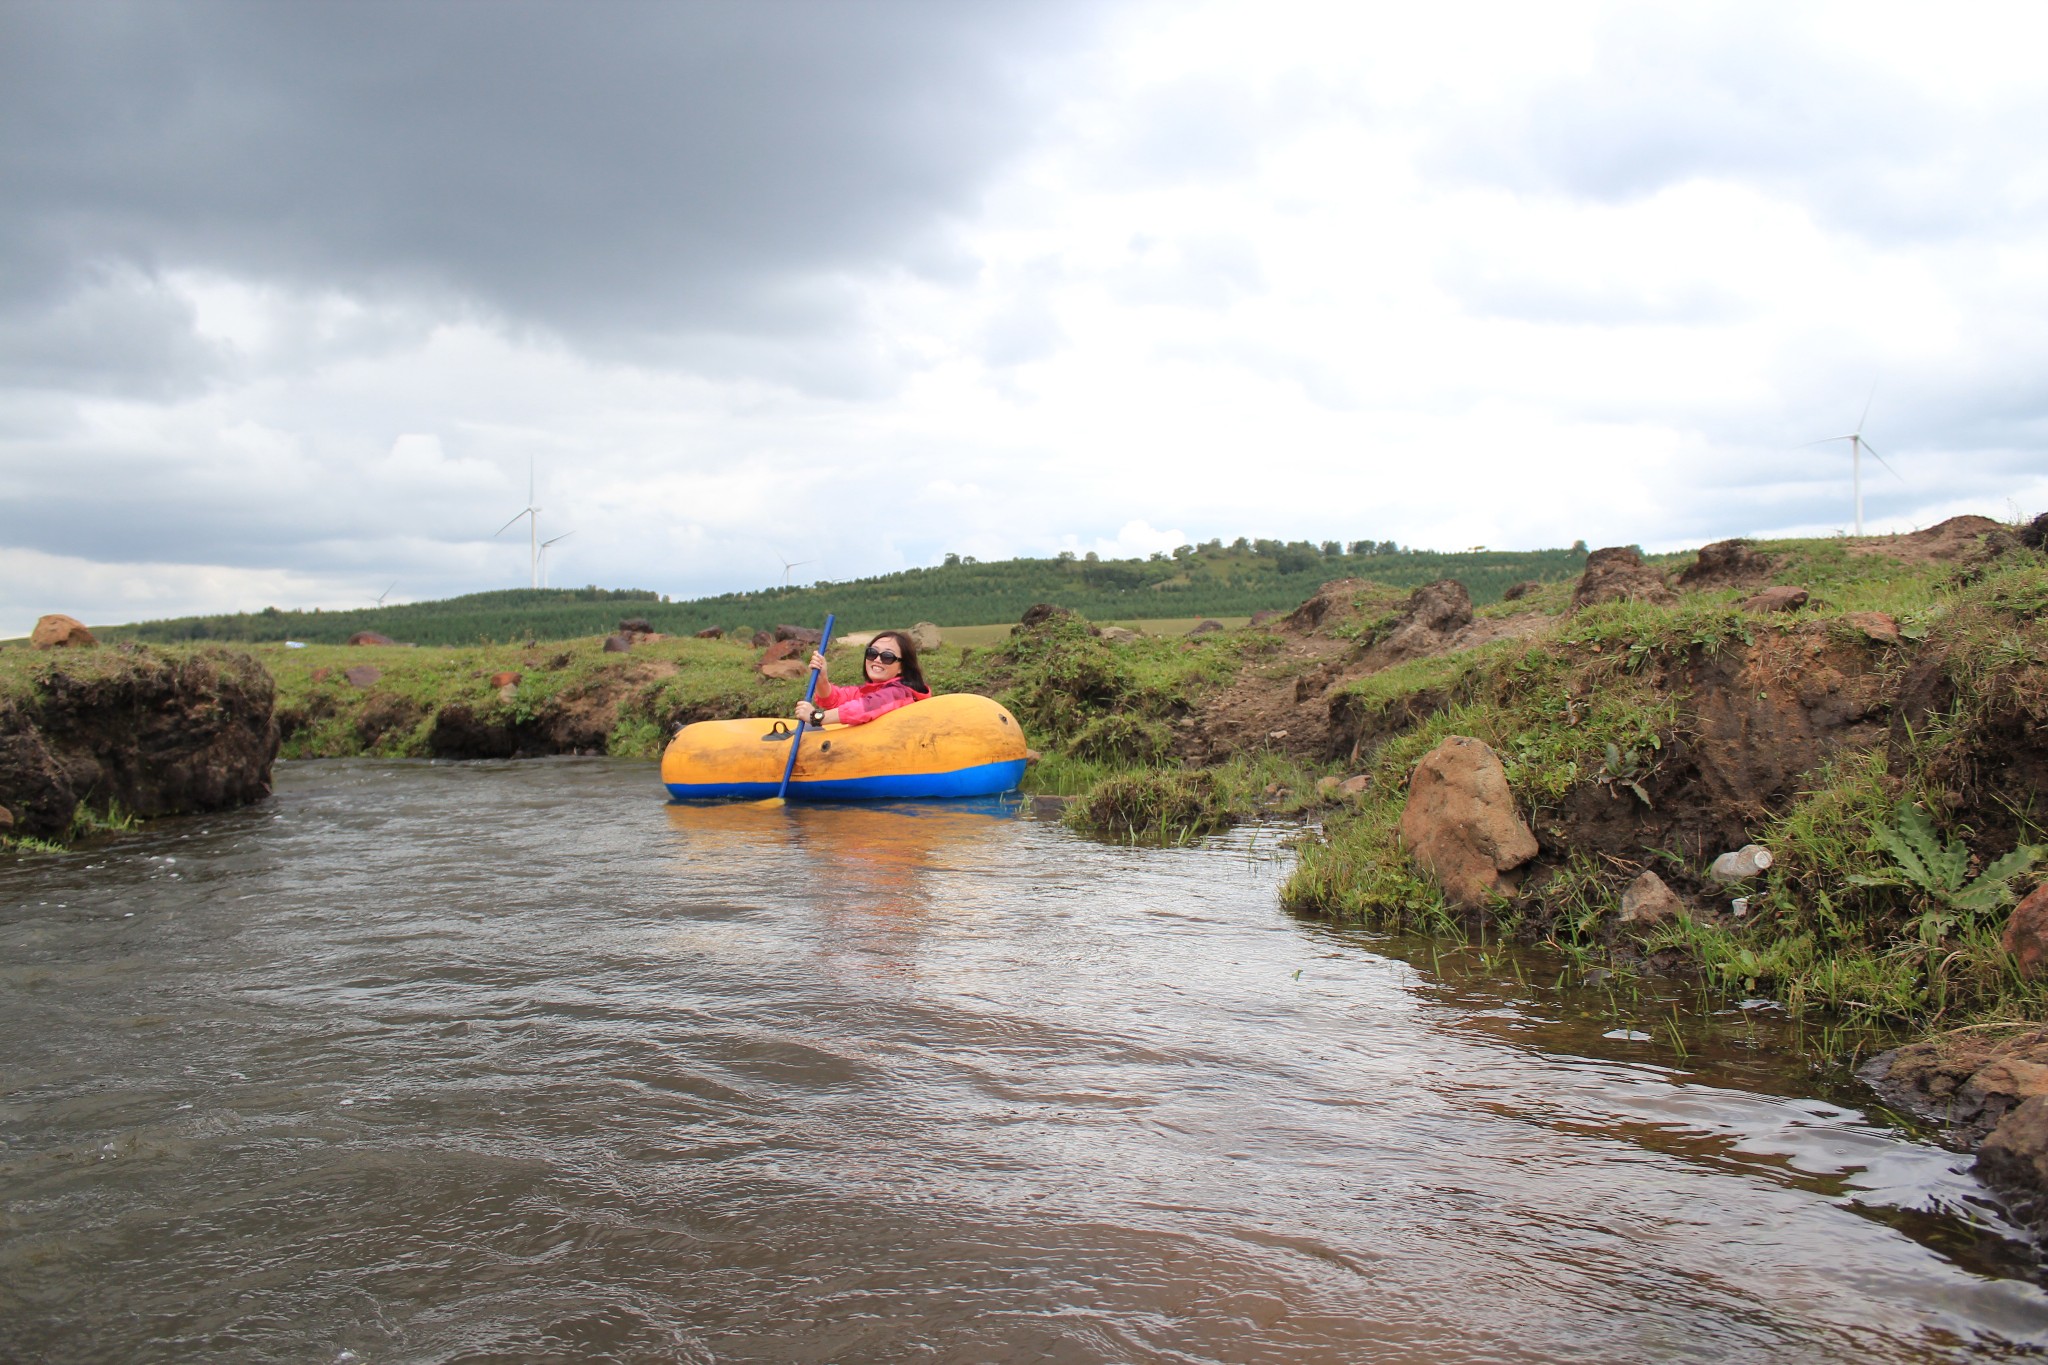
left=1282, top=536, right=2048, bottom=1033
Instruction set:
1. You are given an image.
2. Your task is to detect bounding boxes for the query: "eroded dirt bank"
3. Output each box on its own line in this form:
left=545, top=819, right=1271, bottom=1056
left=0, top=646, right=279, bottom=838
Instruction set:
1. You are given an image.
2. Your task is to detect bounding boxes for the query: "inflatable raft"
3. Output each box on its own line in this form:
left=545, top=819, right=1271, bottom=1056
left=661, top=693, right=1028, bottom=801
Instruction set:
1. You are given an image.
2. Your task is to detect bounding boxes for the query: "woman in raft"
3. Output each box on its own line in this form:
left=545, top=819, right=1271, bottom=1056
left=793, top=630, right=930, bottom=727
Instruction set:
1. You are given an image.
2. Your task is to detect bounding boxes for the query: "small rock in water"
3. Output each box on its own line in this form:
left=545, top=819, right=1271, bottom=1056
left=1603, top=1028, right=1653, bottom=1042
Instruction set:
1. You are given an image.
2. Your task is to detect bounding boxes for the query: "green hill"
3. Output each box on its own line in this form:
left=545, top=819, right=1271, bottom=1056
left=93, top=538, right=1594, bottom=647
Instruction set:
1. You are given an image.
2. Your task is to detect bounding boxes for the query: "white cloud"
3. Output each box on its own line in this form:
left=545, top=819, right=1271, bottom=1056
left=3, top=0, right=2046, bottom=637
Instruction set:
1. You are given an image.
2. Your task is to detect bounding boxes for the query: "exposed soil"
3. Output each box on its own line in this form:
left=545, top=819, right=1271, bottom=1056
left=0, top=648, right=279, bottom=837
left=1847, top=514, right=2005, bottom=564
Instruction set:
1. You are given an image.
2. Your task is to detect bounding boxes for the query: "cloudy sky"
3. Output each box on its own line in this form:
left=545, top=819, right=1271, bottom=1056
left=3, top=0, right=2045, bottom=636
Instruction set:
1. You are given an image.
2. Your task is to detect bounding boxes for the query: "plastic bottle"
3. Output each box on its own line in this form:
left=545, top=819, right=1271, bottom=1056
left=1709, top=844, right=1773, bottom=883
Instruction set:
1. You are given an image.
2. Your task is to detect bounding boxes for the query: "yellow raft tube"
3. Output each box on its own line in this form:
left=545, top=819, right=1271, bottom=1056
left=660, top=693, right=1028, bottom=801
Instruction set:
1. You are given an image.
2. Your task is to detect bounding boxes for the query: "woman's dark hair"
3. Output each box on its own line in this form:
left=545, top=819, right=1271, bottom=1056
left=869, top=630, right=928, bottom=693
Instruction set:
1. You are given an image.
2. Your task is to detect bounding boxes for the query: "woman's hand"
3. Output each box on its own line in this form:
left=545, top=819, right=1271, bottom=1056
left=794, top=699, right=819, bottom=724
left=808, top=650, right=829, bottom=674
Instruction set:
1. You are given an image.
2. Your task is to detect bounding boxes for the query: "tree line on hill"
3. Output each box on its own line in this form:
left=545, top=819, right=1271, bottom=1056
left=93, top=539, right=1592, bottom=647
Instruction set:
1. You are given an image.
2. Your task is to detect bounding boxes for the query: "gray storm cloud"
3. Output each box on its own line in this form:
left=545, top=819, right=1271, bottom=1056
left=0, top=0, right=1100, bottom=369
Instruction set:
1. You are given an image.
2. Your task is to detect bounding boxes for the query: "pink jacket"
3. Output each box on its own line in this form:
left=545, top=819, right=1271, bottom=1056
left=818, top=677, right=930, bottom=726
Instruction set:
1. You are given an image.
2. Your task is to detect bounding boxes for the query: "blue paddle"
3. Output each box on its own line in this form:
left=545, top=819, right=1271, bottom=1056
left=762, top=613, right=834, bottom=807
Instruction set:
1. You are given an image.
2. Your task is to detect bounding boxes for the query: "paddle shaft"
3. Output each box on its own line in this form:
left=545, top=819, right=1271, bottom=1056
left=773, top=613, right=835, bottom=801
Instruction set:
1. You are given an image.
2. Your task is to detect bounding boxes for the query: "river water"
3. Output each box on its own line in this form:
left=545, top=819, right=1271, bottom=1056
left=2, top=758, right=2044, bottom=1363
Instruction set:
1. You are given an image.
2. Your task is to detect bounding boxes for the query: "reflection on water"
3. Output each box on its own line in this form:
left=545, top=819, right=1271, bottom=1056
left=1, top=758, right=2043, bottom=1364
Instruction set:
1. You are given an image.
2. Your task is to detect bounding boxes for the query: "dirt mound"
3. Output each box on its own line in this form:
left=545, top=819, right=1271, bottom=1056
left=1366, top=580, right=1472, bottom=665
left=1849, top=514, right=2004, bottom=564
left=1282, top=579, right=1373, bottom=634
left=1573, top=547, right=1676, bottom=609
left=1677, top=539, right=1774, bottom=591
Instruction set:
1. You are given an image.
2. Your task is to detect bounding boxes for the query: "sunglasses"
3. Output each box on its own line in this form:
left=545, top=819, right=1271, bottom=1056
left=863, top=647, right=901, bottom=665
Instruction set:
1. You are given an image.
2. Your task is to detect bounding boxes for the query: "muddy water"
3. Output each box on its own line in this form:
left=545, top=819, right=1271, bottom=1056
left=2, top=759, right=2043, bottom=1363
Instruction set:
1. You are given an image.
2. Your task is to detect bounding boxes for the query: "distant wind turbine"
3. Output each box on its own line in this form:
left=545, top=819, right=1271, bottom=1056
left=777, top=553, right=812, bottom=587
left=1804, top=389, right=1901, bottom=536
left=495, top=458, right=544, bottom=588
left=538, top=532, right=573, bottom=588
left=375, top=582, right=396, bottom=608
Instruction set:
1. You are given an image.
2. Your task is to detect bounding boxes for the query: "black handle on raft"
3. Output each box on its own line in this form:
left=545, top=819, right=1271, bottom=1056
left=772, top=613, right=835, bottom=802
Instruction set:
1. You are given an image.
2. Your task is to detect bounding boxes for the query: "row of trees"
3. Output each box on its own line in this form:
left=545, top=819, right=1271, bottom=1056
left=103, top=543, right=1592, bottom=647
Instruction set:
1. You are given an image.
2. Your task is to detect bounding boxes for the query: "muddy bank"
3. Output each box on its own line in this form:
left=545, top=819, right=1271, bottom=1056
left=0, top=646, right=279, bottom=840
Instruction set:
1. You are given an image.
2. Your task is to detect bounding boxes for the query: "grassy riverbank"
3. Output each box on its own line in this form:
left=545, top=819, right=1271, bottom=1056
left=9, top=522, right=2045, bottom=1046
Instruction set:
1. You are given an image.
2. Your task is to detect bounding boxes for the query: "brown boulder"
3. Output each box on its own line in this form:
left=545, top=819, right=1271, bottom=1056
left=694, top=627, right=724, bottom=639
left=1978, top=1096, right=2048, bottom=1202
left=310, top=667, right=331, bottom=684
left=1398, top=736, right=1539, bottom=909
left=489, top=671, right=521, bottom=688
left=1677, top=538, right=1774, bottom=590
left=760, top=639, right=801, bottom=664
left=750, top=629, right=773, bottom=647
left=618, top=617, right=655, bottom=636
left=2003, top=884, right=2048, bottom=978
left=1619, top=870, right=1684, bottom=927
left=31, top=614, right=96, bottom=649
left=1843, top=610, right=1902, bottom=644
left=1187, top=619, right=1225, bottom=636
left=347, top=631, right=395, bottom=646
left=758, top=659, right=808, bottom=680
left=602, top=634, right=633, bottom=653
left=343, top=665, right=381, bottom=688
left=774, top=624, right=823, bottom=645
left=1501, top=580, right=1542, bottom=602
left=1572, top=547, right=1675, bottom=609
left=1740, top=585, right=1809, bottom=613
left=909, top=621, right=943, bottom=651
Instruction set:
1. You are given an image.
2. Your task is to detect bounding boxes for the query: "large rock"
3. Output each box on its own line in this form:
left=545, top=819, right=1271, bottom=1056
left=347, top=631, right=395, bottom=646
left=0, top=648, right=279, bottom=839
left=758, top=659, right=808, bottom=681
left=1186, top=619, right=1225, bottom=636
left=1572, top=547, right=1675, bottom=610
left=2004, top=884, right=2048, bottom=978
left=909, top=621, right=942, bottom=651
left=31, top=614, right=96, bottom=649
left=1978, top=1096, right=2048, bottom=1205
left=1398, top=736, right=1539, bottom=909
left=1844, top=611, right=1902, bottom=645
left=618, top=617, right=655, bottom=636
left=760, top=639, right=801, bottom=664
left=773, top=624, right=823, bottom=645
left=693, top=627, right=723, bottom=640
left=1619, top=870, right=1684, bottom=927
left=602, top=634, right=633, bottom=654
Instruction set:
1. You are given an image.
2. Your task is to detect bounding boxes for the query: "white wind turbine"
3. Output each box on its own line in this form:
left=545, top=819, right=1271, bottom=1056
left=538, top=532, right=573, bottom=588
left=777, top=552, right=812, bottom=587
left=374, top=581, right=396, bottom=608
left=1805, top=391, right=1900, bottom=536
left=495, top=459, right=544, bottom=588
